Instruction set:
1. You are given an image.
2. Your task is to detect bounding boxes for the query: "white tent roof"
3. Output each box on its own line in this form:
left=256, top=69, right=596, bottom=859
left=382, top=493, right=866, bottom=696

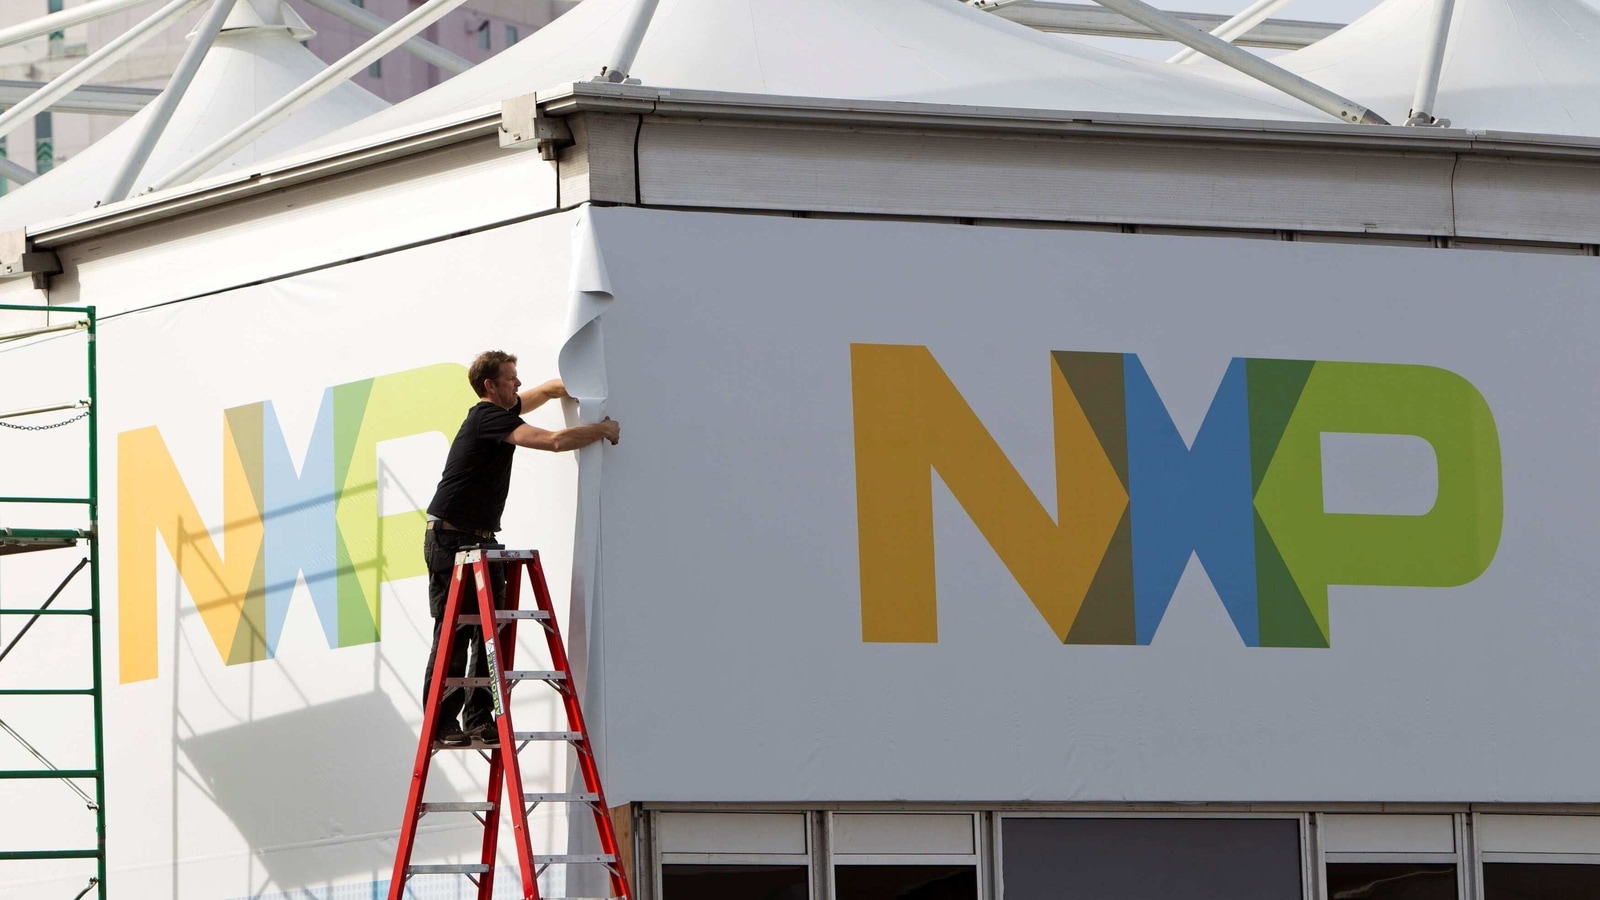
left=0, top=3, right=386, bottom=232
left=304, top=0, right=1318, bottom=152
left=1195, top=0, right=1600, bottom=137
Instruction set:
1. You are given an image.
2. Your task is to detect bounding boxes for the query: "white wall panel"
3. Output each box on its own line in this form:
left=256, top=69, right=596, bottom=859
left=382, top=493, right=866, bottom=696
left=1479, top=815, right=1600, bottom=854
left=833, top=814, right=975, bottom=855
left=638, top=121, right=1458, bottom=235
left=1322, top=815, right=1456, bottom=853
left=658, top=812, right=808, bottom=855
left=581, top=206, right=1600, bottom=805
left=47, top=138, right=557, bottom=315
left=0, top=211, right=582, bottom=898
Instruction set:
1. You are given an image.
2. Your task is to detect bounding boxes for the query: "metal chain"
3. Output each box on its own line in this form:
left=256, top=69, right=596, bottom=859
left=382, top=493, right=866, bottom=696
left=0, top=410, right=88, bottom=431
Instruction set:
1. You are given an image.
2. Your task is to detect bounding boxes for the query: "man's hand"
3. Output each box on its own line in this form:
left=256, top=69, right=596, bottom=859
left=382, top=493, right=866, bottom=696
left=599, top=416, right=620, bottom=445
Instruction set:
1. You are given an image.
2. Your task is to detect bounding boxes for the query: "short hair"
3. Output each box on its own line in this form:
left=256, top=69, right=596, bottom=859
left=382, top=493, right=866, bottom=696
left=468, top=350, right=518, bottom=397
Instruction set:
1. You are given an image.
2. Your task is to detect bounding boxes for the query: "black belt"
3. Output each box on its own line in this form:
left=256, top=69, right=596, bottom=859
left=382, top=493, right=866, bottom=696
left=427, top=519, right=496, bottom=540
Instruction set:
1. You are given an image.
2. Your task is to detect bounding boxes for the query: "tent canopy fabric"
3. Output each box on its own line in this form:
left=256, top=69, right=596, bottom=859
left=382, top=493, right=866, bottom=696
left=1194, top=0, right=1600, bottom=137
left=301, top=0, right=1319, bottom=153
left=0, top=5, right=385, bottom=232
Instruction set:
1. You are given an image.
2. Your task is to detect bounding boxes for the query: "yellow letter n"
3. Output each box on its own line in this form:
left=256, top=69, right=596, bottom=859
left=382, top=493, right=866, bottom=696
left=118, top=419, right=264, bottom=683
left=851, top=344, right=1127, bottom=643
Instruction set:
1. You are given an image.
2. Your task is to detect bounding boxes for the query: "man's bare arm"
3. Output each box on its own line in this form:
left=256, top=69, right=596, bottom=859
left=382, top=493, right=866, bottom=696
left=517, top=379, right=569, bottom=413
left=504, top=417, right=620, bottom=452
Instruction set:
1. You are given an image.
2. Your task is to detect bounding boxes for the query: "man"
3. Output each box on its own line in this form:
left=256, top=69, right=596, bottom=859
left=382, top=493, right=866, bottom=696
left=423, top=350, right=620, bottom=746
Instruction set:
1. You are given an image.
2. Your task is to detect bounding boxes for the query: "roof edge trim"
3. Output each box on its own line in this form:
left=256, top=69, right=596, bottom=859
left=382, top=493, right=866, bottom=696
left=29, top=81, right=1600, bottom=248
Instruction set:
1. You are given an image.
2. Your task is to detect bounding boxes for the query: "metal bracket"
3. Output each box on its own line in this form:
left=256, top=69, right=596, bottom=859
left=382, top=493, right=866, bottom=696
left=1405, top=114, right=1452, bottom=128
left=500, top=92, right=575, bottom=161
left=0, top=228, right=61, bottom=289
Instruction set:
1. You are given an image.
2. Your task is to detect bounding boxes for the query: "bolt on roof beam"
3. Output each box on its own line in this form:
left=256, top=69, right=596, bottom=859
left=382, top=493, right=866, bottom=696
left=104, top=0, right=238, bottom=203
left=299, top=0, right=472, bottom=76
left=0, top=0, right=208, bottom=147
left=973, top=0, right=1387, bottom=125
left=149, top=0, right=476, bottom=192
left=1169, top=0, right=1297, bottom=63
left=0, top=0, right=163, bottom=51
left=1406, top=0, right=1455, bottom=125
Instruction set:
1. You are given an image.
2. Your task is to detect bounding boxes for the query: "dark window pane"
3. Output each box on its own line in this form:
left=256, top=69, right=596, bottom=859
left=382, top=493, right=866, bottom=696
left=1484, top=862, right=1600, bottom=899
left=835, top=864, right=977, bottom=899
left=663, top=864, right=808, bottom=900
left=1001, top=817, right=1302, bottom=900
left=1326, top=862, right=1456, bottom=900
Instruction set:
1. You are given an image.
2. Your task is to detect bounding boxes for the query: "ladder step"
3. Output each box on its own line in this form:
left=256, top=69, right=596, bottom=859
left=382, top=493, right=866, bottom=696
left=408, top=863, right=492, bottom=875
left=420, top=801, right=496, bottom=813
left=506, top=670, right=566, bottom=682
left=535, top=854, right=618, bottom=865
left=513, top=731, right=584, bottom=742
left=458, top=610, right=552, bottom=625
left=524, top=792, right=599, bottom=804
left=444, top=671, right=565, bottom=688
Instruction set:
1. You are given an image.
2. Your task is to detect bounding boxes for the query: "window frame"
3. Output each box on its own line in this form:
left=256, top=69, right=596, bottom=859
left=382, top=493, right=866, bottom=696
left=650, top=809, right=816, bottom=899
left=1315, top=812, right=1468, bottom=900
left=993, top=811, right=1311, bottom=900
left=827, top=811, right=986, bottom=899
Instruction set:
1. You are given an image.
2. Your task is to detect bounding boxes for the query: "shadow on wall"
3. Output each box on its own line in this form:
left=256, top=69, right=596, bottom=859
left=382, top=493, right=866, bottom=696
left=177, top=692, right=477, bottom=889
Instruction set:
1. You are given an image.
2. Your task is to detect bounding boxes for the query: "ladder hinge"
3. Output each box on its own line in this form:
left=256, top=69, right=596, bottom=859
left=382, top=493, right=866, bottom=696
left=500, top=93, right=574, bottom=161
left=0, top=228, right=61, bottom=289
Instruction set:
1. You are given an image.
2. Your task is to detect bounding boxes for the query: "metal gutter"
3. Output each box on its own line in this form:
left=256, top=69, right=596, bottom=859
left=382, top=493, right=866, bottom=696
left=28, top=82, right=1600, bottom=248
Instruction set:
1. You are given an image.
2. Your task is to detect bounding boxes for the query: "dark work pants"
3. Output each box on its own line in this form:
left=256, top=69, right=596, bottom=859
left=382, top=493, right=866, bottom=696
left=422, top=526, right=508, bottom=730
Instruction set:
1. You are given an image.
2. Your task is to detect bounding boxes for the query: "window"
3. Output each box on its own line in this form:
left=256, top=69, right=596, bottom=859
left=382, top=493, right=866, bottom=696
left=832, top=814, right=979, bottom=900
left=656, top=812, right=812, bottom=900
left=1320, top=815, right=1459, bottom=900
left=366, top=58, right=381, bottom=78
left=663, top=864, right=808, bottom=899
left=1001, top=816, right=1303, bottom=900
left=1478, top=814, right=1600, bottom=899
left=1483, top=863, right=1600, bottom=898
left=506, top=25, right=519, bottom=46
left=1325, top=863, right=1456, bottom=899
left=477, top=20, right=491, bottom=50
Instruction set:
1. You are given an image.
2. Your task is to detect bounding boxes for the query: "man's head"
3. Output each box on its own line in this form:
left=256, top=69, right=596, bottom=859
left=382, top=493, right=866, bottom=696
left=469, top=350, right=521, bottom=409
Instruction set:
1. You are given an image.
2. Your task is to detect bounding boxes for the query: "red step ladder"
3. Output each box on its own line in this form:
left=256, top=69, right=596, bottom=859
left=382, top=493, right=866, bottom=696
left=389, top=548, right=632, bottom=900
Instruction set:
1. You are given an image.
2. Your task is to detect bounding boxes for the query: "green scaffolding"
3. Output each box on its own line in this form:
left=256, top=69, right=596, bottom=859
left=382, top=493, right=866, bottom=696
left=0, top=302, right=105, bottom=899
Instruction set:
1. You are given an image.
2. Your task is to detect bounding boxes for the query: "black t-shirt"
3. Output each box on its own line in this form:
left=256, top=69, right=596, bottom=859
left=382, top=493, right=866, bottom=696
left=426, top=398, right=524, bottom=533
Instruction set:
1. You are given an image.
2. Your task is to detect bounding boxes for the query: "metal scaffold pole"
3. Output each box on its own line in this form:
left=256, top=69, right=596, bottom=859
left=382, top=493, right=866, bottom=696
left=0, top=301, right=106, bottom=899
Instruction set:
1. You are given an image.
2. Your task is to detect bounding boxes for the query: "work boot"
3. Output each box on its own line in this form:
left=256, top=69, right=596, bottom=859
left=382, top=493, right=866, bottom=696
left=436, top=722, right=470, bottom=747
left=470, top=720, right=500, bottom=746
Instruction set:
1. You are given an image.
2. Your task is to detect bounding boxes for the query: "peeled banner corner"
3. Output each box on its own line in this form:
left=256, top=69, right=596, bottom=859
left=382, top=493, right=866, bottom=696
left=556, top=207, right=616, bottom=868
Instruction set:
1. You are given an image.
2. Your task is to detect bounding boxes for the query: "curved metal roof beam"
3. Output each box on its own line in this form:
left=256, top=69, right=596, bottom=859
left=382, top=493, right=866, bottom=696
left=0, top=157, right=37, bottom=186
left=0, top=0, right=164, bottom=51
left=105, top=0, right=239, bottom=204
left=1169, top=0, right=1298, bottom=63
left=299, top=0, right=472, bottom=76
left=996, top=4, right=1338, bottom=49
left=1405, top=0, right=1455, bottom=126
left=597, top=0, right=663, bottom=83
left=149, top=0, right=475, bottom=192
left=0, top=0, right=209, bottom=146
left=971, top=0, right=1388, bottom=125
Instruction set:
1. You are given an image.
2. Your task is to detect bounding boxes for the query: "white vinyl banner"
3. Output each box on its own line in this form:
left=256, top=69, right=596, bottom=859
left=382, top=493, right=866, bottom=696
left=580, top=206, right=1600, bottom=805
left=0, top=212, right=584, bottom=898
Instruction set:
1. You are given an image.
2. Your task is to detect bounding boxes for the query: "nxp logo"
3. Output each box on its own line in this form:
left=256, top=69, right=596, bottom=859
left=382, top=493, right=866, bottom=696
left=851, top=345, right=1503, bottom=647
